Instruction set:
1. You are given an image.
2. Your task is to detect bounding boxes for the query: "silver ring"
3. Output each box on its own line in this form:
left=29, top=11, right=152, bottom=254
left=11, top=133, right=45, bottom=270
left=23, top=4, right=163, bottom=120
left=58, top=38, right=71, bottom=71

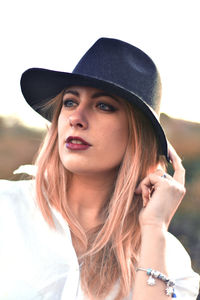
left=161, top=174, right=167, bottom=179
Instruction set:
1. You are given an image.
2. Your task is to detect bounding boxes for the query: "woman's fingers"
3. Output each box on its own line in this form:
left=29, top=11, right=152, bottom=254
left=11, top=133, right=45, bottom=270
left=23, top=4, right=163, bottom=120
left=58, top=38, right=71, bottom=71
left=135, top=143, right=186, bottom=228
left=135, top=171, right=168, bottom=207
left=135, top=169, right=170, bottom=194
left=168, top=142, right=185, bottom=185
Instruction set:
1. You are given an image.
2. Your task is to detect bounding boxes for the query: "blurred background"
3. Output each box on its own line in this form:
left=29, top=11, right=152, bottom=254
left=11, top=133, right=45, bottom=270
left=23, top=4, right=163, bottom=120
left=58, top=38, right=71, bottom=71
left=0, top=0, right=199, bottom=297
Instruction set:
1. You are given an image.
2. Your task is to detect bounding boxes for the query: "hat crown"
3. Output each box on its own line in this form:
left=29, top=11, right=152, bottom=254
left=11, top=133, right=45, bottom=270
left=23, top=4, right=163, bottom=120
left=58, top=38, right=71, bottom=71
left=73, top=38, right=162, bottom=114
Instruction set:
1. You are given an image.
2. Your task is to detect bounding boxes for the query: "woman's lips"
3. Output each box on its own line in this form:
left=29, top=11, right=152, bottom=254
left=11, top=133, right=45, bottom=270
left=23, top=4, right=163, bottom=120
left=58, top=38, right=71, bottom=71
left=65, top=136, right=91, bottom=150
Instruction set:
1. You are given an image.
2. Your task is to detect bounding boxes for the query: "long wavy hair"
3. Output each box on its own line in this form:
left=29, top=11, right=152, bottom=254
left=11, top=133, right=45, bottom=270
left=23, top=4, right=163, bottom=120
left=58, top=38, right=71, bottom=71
left=34, top=89, right=166, bottom=299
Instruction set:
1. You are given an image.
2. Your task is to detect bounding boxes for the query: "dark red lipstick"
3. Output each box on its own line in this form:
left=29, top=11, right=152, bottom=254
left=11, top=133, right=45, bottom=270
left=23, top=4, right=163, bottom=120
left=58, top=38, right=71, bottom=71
left=65, top=136, right=91, bottom=150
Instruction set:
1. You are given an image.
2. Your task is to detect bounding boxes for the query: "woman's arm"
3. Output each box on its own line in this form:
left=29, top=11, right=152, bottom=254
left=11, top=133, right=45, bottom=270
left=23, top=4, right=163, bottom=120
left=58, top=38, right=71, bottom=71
left=132, top=144, right=186, bottom=299
left=133, top=226, right=172, bottom=299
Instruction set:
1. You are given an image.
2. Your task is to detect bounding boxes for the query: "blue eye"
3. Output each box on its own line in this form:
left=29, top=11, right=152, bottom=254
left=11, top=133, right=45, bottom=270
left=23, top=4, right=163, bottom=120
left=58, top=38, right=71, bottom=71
left=98, top=103, right=116, bottom=112
left=63, top=99, right=77, bottom=107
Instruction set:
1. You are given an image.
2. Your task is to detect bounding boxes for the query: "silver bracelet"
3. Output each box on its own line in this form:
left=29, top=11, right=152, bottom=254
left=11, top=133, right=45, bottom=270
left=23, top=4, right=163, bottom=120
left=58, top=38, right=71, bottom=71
left=136, top=267, right=176, bottom=298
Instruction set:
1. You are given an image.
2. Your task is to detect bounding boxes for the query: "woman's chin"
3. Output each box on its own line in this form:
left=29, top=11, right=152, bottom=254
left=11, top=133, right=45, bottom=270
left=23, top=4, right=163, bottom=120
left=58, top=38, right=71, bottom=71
left=61, top=161, right=95, bottom=175
left=61, top=162, right=117, bottom=178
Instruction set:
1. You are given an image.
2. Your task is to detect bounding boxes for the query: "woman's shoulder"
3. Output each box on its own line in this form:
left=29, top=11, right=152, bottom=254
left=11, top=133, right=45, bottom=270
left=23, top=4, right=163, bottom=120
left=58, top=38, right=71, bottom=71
left=0, top=178, right=35, bottom=196
left=166, top=231, right=200, bottom=298
left=0, top=179, right=36, bottom=213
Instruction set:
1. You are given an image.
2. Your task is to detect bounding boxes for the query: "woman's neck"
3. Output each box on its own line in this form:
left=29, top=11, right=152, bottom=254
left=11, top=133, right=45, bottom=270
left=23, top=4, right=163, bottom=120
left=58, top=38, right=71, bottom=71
left=67, top=171, right=117, bottom=231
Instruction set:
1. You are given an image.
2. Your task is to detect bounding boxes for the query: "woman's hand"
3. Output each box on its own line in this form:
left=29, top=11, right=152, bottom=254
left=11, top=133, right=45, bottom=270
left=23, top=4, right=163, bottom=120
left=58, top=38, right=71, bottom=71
left=135, top=143, right=186, bottom=230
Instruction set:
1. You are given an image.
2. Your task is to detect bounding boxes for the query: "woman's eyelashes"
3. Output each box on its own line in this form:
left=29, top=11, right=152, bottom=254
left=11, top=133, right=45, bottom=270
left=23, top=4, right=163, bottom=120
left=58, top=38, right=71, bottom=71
left=96, top=102, right=116, bottom=112
left=63, top=99, right=78, bottom=108
left=62, top=98, right=117, bottom=112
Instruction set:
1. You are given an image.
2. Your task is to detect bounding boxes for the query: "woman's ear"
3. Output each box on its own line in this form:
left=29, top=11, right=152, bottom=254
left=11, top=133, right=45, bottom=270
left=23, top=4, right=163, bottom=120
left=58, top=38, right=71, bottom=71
left=147, top=160, right=166, bottom=177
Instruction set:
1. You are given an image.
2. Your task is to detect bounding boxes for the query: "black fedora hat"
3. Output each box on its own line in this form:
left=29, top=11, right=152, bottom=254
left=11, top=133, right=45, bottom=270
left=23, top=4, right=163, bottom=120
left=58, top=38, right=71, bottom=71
left=20, top=37, right=169, bottom=161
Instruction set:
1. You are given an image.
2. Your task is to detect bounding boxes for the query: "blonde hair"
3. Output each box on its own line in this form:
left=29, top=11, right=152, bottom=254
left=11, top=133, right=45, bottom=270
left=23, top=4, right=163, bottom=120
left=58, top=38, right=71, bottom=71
left=34, top=90, right=166, bottom=300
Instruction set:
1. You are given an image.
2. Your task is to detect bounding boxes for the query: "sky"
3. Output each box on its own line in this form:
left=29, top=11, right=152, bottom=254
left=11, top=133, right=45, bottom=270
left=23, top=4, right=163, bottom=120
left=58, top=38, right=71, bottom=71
left=0, top=0, right=199, bottom=129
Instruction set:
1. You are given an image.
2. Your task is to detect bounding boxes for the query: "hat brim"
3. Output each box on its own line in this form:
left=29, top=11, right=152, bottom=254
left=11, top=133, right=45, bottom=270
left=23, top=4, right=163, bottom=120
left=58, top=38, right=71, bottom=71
left=20, top=67, right=169, bottom=161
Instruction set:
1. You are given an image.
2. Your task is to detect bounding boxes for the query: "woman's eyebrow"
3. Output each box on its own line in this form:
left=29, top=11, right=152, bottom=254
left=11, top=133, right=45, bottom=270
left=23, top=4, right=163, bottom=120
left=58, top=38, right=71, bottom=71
left=63, top=90, right=79, bottom=96
left=63, top=90, right=119, bottom=103
left=91, top=92, right=119, bottom=102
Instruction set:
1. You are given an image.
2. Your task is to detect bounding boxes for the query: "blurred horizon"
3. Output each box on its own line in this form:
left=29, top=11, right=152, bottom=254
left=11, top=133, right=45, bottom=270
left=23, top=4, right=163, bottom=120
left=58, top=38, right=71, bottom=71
left=1, top=109, right=200, bottom=131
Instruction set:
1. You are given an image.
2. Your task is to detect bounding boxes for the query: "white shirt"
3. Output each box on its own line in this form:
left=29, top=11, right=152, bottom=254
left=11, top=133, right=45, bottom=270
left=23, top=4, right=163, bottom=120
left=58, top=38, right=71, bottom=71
left=0, top=179, right=199, bottom=300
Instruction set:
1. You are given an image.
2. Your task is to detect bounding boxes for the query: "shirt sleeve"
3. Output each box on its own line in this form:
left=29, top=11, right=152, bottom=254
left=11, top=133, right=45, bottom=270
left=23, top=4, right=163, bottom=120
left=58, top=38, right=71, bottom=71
left=166, top=232, right=200, bottom=299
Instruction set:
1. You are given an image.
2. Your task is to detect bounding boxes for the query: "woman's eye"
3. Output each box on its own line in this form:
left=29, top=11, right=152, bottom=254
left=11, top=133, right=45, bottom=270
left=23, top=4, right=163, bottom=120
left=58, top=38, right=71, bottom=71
left=97, top=103, right=116, bottom=112
left=63, top=99, right=77, bottom=107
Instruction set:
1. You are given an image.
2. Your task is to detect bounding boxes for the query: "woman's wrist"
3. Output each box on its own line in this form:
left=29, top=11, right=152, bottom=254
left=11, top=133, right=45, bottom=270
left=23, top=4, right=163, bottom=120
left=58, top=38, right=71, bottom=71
left=138, top=224, right=168, bottom=273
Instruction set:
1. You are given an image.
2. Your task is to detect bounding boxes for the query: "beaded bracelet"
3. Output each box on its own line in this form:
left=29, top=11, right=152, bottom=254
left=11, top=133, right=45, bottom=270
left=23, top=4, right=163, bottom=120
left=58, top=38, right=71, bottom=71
left=136, top=267, right=177, bottom=298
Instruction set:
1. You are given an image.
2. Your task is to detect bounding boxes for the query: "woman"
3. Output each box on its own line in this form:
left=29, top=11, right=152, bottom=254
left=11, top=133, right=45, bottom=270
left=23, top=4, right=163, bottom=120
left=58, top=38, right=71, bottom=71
left=0, top=38, right=199, bottom=299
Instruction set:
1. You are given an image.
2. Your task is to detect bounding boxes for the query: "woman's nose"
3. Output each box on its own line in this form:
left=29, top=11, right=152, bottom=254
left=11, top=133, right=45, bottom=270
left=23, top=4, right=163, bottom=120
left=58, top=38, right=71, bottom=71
left=68, top=110, right=88, bottom=129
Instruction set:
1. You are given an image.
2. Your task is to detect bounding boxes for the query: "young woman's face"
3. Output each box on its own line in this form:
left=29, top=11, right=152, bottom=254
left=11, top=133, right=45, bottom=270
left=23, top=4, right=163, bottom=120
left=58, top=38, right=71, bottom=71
left=58, top=86, right=129, bottom=176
